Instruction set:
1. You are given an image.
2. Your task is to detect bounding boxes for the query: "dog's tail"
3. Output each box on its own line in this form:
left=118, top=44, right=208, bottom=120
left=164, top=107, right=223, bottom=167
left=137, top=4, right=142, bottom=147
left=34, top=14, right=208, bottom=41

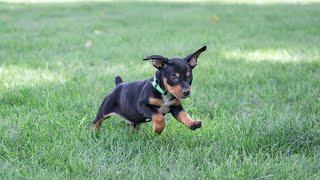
left=115, top=76, right=123, bottom=86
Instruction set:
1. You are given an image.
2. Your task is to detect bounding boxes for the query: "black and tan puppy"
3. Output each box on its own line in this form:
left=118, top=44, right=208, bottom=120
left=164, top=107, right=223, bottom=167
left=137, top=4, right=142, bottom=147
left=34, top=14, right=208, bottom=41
left=93, top=46, right=207, bottom=134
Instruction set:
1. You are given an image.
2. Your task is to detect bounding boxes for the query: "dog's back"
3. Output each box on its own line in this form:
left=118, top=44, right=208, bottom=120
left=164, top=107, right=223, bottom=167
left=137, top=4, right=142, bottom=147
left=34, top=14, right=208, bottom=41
left=95, top=78, right=152, bottom=124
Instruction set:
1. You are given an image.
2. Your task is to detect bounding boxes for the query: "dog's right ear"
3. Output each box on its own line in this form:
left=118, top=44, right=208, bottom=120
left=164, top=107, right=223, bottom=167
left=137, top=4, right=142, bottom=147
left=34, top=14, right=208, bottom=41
left=185, top=46, right=207, bottom=69
left=143, top=55, right=169, bottom=69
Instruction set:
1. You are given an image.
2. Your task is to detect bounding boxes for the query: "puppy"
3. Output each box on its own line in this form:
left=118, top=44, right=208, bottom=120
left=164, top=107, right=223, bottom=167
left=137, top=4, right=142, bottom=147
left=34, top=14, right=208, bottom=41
left=93, top=46, right=207, bottom=134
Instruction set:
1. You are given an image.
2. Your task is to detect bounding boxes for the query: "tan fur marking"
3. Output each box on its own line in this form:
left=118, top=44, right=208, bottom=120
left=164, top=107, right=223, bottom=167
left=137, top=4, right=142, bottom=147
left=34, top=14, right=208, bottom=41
left=149, top=97, right=163, bottom=106
left=93, top=123, right=101, bottom=129
left=152, top=60, right=163, bottom=68
left=189, top=57, right=197, bottom=67
left=152, top=113, right=165, bottom=134
left=175, top=73, right=180, bottom=77
left=93, top=113, right=115, bottom=129
left=163, top=78, right=183, bottom=98
left=177, top=111, right=194, bottom=127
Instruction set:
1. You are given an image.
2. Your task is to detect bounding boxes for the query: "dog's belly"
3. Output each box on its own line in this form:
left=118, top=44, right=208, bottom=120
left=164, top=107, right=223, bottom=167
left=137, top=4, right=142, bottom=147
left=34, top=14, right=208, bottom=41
left=157, top=95, right=176, bottom=114
left=116, top=106, right=146, bottom=123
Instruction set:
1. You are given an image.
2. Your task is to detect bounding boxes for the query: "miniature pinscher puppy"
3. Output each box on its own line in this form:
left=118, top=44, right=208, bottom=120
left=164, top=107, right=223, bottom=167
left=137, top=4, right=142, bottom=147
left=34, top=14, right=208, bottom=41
left=93, top=46, right=207, bottom=134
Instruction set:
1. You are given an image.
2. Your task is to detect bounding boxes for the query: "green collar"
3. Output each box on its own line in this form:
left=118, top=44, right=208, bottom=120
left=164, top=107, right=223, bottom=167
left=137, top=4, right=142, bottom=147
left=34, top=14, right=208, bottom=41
left=151, top=76, right=173, bottom=98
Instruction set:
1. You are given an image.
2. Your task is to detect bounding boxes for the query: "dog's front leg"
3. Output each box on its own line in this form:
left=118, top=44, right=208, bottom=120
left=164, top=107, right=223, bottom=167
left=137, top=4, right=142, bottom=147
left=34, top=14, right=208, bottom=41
left=138, top=100, right=165, bottom=134
left=151, top=113, right=165, bottom=134
left=170, top=105, right=202, bottom=130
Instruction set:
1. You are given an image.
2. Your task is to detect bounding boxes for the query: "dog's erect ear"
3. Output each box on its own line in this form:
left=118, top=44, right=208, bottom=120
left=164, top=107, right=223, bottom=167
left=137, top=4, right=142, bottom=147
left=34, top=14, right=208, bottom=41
left=185, top=46, right=207, bottom=69
left=143, top=55, right=169, bottom=69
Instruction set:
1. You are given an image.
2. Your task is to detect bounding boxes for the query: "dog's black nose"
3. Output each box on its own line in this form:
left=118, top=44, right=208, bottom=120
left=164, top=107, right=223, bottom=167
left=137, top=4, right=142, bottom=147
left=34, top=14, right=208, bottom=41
left=182, top=89, right=190, bottom=97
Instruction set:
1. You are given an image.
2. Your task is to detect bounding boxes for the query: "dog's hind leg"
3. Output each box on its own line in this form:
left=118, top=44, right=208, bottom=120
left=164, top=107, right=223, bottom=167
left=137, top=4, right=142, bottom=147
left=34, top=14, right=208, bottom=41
left=93, top=95, right=117, bottom=129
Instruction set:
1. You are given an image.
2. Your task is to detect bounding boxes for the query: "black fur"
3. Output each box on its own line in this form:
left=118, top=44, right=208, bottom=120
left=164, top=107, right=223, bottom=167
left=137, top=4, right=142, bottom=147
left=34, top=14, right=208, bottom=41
left=93, top=46, right=207, bottom=131
left=115, top=76, right=123, bottom=85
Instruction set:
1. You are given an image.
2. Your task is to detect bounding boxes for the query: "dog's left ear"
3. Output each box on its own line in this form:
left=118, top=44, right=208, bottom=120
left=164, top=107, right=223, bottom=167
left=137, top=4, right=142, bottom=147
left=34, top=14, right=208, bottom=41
left=143, top=55, right=169, bottom=69
left=185, top=46, right=207, bottom=69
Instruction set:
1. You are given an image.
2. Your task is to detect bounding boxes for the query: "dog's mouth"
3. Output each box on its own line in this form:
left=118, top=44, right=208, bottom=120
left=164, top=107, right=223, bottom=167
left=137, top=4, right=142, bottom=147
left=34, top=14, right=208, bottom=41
left=169, top=90, right=190, bottom=99
left=179, top=95, right=189, bottom=99
left=175, top=94, right=190, bottom=100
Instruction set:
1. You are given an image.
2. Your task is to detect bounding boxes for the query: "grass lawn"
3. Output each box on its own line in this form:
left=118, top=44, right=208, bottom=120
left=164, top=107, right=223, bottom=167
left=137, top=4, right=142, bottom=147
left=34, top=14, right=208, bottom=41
left=1, top=0, right=320, bottom=179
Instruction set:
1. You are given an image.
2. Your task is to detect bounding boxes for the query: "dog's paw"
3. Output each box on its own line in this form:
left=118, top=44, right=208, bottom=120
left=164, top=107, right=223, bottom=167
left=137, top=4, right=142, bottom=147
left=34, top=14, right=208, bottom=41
left=189, top=120, right=202, bottom=130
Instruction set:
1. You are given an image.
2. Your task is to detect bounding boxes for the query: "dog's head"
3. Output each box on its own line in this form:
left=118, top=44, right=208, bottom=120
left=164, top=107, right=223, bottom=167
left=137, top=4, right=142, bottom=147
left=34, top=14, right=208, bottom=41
left=143, top=46, right=207, bottom=99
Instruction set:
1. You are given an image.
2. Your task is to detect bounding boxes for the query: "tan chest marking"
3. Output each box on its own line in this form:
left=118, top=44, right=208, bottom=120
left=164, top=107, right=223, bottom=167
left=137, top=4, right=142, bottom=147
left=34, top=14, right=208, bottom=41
left=149, top=97, right=163, bottom=106
left=158, top=95, right=177, bottom=114
left=149, top=96, right=181, bottom=114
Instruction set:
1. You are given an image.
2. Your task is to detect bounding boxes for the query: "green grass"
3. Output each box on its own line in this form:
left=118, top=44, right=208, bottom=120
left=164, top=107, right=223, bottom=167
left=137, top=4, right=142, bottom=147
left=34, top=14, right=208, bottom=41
left=1, top=1, right=320, bottom=179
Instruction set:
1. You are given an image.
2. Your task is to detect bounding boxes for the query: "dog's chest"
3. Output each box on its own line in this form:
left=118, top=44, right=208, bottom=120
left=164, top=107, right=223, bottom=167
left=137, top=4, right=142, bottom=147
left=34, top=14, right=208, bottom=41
left=157, top=96, right=175, bottom=114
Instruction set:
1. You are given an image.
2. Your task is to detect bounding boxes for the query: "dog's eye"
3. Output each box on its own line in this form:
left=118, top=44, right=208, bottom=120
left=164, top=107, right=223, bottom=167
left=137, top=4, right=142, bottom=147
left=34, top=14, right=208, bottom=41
left=170, top=74, right=179, bottom=81
left=187, top=74, right=193, bottom=81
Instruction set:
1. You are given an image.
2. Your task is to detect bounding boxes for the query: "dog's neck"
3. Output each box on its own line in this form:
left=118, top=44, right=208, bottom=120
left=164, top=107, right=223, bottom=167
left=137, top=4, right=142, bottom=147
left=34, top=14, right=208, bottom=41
left=155, top=70, right=166, bottom=91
